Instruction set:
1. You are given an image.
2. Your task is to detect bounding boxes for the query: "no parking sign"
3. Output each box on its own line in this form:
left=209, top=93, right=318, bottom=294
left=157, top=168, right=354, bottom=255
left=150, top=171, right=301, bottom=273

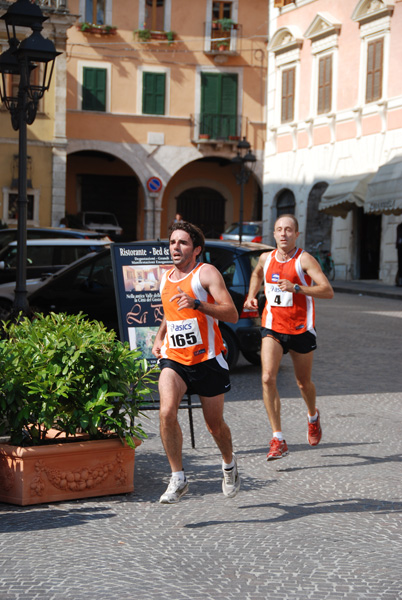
left=146, top=176, right=163, bottom=194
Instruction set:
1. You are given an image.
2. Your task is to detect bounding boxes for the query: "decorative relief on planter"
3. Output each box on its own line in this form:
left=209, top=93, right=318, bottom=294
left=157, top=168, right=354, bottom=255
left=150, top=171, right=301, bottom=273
left=0, top=455, right=14, bottom=491
left=30, top=452, right=127, bottom=498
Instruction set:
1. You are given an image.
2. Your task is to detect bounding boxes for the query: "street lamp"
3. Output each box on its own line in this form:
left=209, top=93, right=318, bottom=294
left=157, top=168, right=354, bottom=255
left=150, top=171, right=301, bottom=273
left=231, top=137, right=256, bottom=244
left=0, top=0, right=60, bottom=315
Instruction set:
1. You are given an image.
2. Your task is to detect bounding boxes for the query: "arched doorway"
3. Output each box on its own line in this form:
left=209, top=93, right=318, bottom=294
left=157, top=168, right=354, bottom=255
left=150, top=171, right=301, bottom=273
left=305, top=182, right=332, bottom=252
left=276, top=189, right=295, bottom=217
left=176, top=187, right=225, bottom=238
left=66, top=150, right=140, bottom=241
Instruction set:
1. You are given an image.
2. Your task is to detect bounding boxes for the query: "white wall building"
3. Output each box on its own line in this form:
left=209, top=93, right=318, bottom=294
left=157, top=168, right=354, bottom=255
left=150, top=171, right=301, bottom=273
left=264, top=0, right=402, bottom=284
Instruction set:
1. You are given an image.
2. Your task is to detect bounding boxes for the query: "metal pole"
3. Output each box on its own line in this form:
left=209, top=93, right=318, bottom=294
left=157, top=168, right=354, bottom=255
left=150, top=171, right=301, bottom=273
left=13, top=77, right=28, bottom=314
left=239, top=164, right=244, bottom=245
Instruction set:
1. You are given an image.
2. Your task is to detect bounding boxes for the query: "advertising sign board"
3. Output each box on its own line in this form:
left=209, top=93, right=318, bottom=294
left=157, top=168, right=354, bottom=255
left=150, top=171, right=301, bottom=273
left=111, top=242, right=171, bottom=365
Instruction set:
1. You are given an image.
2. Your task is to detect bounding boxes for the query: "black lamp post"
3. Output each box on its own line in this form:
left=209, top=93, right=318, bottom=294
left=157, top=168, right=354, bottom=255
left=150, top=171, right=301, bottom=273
left=0, top=0, right=60, bottom=315
left=231, top=137, right=256, bottom=244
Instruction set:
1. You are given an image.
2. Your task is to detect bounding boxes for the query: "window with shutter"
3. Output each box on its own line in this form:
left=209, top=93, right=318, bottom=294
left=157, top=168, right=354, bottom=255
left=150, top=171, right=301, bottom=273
left=366, top=38, right=383, bottom=103
left=142, top=72, right=166, bottom=115
left=200, top=73, right=238, bottom=138
left=281, top=67, right=295, bottom=123
left=82, top=67, right=107, bottom=111
left=274, top=0, right=295, bottom=7
left=317, top=55, right=332, bottom=114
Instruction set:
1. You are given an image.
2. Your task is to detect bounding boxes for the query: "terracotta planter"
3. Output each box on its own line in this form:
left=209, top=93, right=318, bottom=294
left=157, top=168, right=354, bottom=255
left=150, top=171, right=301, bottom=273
left=0, top=436, right=141, bottom=506
left=199, top=133, right=210, bottom=139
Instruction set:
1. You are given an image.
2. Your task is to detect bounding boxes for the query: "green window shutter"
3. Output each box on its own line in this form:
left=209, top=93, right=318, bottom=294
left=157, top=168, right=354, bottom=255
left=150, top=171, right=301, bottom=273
left=82, top=67, right=106, bottom=112
left=142, top=72, right=166, bottom=115
left=200, top=73, right=238, bottom=138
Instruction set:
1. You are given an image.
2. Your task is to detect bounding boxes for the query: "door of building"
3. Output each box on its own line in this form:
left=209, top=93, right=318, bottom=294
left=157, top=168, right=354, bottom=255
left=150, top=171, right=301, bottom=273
left=358, top=209, right=381, bottom=279
left=176, top=187, right=225, bottom=238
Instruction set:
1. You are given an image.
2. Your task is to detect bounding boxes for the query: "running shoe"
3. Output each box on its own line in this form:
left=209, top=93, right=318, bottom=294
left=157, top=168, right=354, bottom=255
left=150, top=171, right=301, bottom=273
left=307, top=409, right=322, bottom=446
left=222, top=454, right=240, bottom=498
left=159, top=476, right=189, bottom=504
left=266, top=438, right=289, bottom=461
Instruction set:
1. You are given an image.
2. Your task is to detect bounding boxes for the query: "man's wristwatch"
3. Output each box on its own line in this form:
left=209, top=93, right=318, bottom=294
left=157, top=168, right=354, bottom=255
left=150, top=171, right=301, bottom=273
left=294, top=284, right=301, bottom=294
left=193, top=299, right=201, bottom=310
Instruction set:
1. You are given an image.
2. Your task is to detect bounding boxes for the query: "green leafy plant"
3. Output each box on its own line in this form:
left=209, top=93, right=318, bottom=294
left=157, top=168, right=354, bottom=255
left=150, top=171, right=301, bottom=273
left=80, top=22, right=117, bottom=34
left=134, top=28, right=152, bottom=41
left=217, top=18, right=236, bottom=31
left=0, top=313, right=156, bottom=448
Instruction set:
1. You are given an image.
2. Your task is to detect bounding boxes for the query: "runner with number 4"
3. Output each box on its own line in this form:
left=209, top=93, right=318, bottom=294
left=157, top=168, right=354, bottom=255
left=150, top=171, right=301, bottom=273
left=152, top=221, right=241, bottom=504
left=244, top=215, right=334, bottom=462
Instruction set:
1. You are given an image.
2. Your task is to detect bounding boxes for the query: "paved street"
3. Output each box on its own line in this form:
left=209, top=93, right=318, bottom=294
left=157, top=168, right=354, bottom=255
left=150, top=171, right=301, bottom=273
left=1, top=291, right=402, bottom=600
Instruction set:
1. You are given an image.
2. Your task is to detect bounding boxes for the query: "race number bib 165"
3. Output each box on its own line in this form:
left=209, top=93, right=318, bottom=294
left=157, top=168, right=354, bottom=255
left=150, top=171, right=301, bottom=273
left=167, top=318, right=202, bottom=348
left=266, top=284, right=293, bottom=307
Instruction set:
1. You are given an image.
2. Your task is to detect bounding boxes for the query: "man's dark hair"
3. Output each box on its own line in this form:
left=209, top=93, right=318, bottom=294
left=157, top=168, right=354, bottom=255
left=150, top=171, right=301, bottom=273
left=169, top=221, right=205, bottom=257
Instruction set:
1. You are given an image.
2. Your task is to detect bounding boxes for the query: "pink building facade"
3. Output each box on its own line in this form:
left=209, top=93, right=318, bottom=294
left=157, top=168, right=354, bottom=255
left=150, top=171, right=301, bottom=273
left=264, top=0, right=402, bottom=284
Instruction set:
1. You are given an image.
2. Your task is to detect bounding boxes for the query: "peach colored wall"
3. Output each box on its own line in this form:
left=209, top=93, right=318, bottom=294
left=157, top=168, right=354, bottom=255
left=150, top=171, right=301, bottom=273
left=361, top=114, right=382, bottom=137
left=66, top=0, right=268, bottom=152
left=277, top=135, right=293, bottom=153
left=336, top=121, right=357, bottom=142
left=313, top=126, right=330, bottom=146
left=387, top=108, right=402, bottom=131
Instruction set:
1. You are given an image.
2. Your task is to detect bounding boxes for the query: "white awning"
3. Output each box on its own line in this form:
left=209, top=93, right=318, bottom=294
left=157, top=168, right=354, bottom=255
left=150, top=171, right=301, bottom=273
left=319, top=173, right=374, bottom=218
left=365, top=157, right=402, bottom=215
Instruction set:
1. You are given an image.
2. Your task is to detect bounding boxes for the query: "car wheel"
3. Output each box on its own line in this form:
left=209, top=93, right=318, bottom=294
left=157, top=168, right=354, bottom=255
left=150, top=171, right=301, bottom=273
left=242, top=350, right=261, bottom=366
left=220, top=326, right=239, bottom=370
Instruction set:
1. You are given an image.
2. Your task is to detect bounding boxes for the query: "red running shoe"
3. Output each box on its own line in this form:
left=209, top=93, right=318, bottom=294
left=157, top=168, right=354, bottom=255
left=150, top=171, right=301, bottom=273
left=267, top=438, right=289, bottom=461
left=307, top=409, right=322, bottom=446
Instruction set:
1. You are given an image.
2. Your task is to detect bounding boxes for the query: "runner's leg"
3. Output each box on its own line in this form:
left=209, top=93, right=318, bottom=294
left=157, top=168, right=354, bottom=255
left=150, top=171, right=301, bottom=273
left=159, top=367, right=188, bottom=472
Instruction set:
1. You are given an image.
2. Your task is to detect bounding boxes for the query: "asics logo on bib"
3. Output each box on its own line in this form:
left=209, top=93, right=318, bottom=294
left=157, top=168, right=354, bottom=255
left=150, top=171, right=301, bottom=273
left=170, top=323, right=192, bottom=332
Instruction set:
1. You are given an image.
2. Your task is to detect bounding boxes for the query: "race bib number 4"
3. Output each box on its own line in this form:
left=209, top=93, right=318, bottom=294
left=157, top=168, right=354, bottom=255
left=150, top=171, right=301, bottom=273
left=266, top=284, right=293, bottom=307
left=167, top=318, right=202, bottom=348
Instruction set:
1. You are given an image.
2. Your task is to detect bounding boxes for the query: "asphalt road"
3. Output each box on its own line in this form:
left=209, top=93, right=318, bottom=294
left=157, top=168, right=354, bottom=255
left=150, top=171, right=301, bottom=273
left=1, top=292, right=401, bottom=600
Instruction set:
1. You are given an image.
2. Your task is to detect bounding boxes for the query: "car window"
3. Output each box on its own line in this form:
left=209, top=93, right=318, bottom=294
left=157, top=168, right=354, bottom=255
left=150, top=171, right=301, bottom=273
left=27, top=246, right=54, bottom=266
left=203, top=247, right=235, bottom=273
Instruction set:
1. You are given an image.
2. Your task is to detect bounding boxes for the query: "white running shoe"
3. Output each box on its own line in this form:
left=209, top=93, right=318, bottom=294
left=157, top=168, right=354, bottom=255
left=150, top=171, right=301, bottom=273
left=222, top=454, right=240, bottom=498
left=159, top=476, right=189, bottom=504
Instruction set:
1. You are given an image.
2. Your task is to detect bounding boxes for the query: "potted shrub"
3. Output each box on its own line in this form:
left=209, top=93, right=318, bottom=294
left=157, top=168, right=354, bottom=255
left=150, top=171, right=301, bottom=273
left=218, top=39, right=230, bottom=51
left=0, top=312, right=155, bottom=505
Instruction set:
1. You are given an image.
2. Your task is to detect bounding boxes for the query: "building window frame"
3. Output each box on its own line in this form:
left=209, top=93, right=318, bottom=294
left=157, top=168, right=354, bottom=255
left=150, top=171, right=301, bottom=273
left=138, top=0, right=171, bottom=32
left=2, top=187, right=40, bottom=226
left=79, top=0, right=113, bottom=26
left=137, top=65, right=170, bottom=116
left=365, top=37, right=383, bottom=104
left=78, top=61, right=111, bottom=112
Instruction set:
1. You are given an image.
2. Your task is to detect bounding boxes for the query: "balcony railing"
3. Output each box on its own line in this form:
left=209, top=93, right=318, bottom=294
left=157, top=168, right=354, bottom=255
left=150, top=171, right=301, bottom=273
left=193, top=113, right=242, bottom=142
left=204, top=21, right=242, bottom=54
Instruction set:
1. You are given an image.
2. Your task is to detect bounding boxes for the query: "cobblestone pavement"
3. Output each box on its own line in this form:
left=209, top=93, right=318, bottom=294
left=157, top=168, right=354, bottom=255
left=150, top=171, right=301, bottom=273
left=1, top=292, right=401, bottom=600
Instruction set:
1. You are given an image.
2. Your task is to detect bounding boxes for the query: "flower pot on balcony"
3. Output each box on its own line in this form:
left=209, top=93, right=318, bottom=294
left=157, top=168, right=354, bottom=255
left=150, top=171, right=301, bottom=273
left=199, top=133, right=210, bottom=140
left=0, top=435, right=141, bottom=506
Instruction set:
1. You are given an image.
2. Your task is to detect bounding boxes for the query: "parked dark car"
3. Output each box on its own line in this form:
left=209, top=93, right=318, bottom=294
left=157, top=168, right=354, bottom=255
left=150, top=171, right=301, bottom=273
left=25, top=240, right=273, bottom=368
left=0, top=239, right=110, bottom=284
left=0, top=226, right=111, bottom=251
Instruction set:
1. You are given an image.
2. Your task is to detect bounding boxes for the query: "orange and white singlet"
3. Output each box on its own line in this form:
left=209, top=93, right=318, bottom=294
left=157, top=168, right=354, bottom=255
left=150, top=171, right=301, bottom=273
left=261, top=248, right=316, bottom=336
left=159, top=263, right=225, bottom=365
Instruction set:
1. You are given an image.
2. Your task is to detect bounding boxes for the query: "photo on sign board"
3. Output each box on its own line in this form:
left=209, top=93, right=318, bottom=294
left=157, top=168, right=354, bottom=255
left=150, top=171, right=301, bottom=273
left=128, top=326, right=158, bottom=359
left=123, top=265, right=160, bottom=292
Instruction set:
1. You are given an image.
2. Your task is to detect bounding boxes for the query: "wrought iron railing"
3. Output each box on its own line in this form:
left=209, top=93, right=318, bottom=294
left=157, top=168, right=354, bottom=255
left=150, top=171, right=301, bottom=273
left=193, top=113, right=242, bottom=141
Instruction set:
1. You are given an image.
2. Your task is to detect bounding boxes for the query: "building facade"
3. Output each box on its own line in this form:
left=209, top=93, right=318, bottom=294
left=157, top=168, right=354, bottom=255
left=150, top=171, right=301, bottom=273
left=64, top=0, right=269, bottom=241
left=265, top=0, right=402, bottom=284
left=0, top=0, right=75, bottom=231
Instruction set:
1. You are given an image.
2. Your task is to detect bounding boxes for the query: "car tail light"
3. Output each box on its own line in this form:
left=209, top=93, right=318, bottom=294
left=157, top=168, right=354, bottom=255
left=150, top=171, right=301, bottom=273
left=251, top=236, right=262, bottom=243
left=220, top=234, right=223, bottom=240
left=240, top=306, right=259, bottom=319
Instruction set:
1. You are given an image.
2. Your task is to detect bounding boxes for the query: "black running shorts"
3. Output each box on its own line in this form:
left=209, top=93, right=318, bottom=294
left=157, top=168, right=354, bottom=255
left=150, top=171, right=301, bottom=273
left=159, top=356, right=231, bottom=397
left=261, top=328, right=317, bottom=355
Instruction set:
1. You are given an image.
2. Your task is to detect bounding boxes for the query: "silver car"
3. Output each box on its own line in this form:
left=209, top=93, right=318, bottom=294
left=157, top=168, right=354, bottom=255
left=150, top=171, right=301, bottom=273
left=220, top=221, right=262, bottom=243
